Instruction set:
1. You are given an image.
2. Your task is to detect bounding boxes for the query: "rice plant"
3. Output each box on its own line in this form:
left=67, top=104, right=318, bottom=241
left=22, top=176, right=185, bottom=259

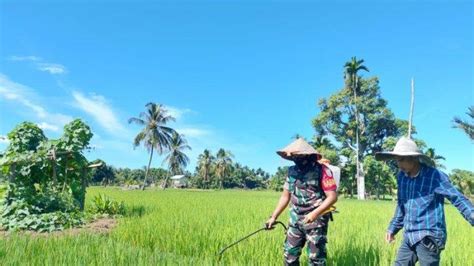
left=0, top=187, right=472, bottom=265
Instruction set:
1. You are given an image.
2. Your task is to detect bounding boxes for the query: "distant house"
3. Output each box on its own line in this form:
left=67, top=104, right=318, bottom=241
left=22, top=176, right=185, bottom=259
left=169, top=175, right=188, bottom=188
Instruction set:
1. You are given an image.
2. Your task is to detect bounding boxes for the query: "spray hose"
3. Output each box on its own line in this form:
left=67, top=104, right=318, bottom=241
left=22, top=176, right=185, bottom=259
left=217, top=221, right=287, bottom=260
left=217, top=206, right=337, bottom=261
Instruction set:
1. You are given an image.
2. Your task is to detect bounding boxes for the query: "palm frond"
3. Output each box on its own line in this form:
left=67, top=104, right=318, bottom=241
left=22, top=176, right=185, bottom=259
left=128, top=117, right=145, bottom=125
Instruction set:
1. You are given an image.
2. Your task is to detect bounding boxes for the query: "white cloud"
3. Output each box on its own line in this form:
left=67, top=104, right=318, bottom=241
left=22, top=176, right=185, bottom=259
left=165, top=105, right=192, bottom=120
left=8, top=55, right=67, bottom=75
left=7, top=55, right=42, bottom=62
left=0, top=135, right=9, bottom=144
left=72, top=91, right=127, bottom=136
left=176, top=127, right=210, bottom=138
left=37, top=63, right=67, bottom=74
left=37, top=122, right=59, bottom=132
left=0, top=74, right=73, bottom=127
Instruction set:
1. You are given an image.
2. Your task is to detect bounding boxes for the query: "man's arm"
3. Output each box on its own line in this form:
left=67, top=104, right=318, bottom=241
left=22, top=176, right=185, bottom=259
left=303, top=190, right=337, bottom=224
left=386, top=175, right=405, bottom=243
left=266, top=189, right=290, bottom=228
left=435, top=171, right=474, bottom=226
left=387, top=204, right=405, bottom=234
left=303, top=165, right=337, bottom=223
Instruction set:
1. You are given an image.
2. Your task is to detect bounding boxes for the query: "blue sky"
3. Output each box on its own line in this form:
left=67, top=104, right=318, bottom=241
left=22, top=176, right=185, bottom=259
left=0, top=0, right=472, bottom=174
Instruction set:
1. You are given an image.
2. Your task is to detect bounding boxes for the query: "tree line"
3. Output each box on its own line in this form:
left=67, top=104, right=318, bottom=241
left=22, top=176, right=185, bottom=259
left=2, top=58, right=472, bottom=200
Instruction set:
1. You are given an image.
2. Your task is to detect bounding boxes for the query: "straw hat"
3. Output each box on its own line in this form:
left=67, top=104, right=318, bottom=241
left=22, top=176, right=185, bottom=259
left=375, top=137, right=431, bottom=164
left=277, top=138, right=322, bottom=161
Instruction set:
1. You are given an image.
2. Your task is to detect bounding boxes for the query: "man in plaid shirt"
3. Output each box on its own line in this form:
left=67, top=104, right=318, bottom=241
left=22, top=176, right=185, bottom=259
left=376, top=137, right=474, bottom=266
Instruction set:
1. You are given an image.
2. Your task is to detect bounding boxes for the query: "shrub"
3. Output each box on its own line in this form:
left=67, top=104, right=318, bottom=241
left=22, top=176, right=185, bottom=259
left=90, top=194, right=125, bottom=216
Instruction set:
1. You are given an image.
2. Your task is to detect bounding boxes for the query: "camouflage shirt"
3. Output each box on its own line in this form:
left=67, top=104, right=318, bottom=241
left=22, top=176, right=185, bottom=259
left=284, top=163, right=336, bottom=228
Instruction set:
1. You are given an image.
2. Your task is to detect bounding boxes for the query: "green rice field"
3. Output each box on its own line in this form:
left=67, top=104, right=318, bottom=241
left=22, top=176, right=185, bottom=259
left=0, top=187, right=473, bottom=265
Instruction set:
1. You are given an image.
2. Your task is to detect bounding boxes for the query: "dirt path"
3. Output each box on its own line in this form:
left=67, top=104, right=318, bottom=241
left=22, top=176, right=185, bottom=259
left=0, top=218, right=117, bottom=238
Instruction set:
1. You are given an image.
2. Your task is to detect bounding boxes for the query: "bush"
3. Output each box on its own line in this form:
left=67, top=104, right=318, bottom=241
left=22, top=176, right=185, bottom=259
left=0, top=197, right=83, bottom=232
left=90, top=194, right=125, bottom=216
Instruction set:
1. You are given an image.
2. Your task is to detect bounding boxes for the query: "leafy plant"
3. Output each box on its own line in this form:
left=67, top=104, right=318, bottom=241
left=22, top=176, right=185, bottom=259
left=90, top=194, right=125, bottom=216
left=0, top=119, right=92, bottom=232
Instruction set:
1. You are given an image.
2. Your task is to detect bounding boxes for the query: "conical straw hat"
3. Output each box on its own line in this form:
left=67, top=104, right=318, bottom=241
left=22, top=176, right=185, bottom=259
left=375, top=137, right=431, bottom=164
left=277, top=138, right=322, bottom=161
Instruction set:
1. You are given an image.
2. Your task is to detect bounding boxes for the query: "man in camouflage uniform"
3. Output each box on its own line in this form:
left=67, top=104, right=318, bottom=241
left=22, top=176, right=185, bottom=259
left=266, top=138, right=337, bottom=266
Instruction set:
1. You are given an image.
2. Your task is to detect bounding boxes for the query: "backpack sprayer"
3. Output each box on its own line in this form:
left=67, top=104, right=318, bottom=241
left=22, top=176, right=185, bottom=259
left=217, top=206, right=337, bottom=261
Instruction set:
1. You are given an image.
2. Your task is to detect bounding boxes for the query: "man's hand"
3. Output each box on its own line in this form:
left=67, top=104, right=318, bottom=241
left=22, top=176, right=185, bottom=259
left=303, top=211, right=319, bottom=224
left=385, top=232, right=395, bottom=244
left=265, top=216, right=276, bottom=229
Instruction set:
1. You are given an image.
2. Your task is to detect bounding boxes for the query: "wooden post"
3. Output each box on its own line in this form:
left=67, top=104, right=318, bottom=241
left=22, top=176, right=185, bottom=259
left=80, top=167, right=87, bottom=211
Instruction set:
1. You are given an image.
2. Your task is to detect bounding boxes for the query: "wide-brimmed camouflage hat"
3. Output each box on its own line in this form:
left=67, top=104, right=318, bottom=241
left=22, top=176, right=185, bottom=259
left=277, top=138, right=322, bottom=161
left=375, top=137, right=431, bottom=164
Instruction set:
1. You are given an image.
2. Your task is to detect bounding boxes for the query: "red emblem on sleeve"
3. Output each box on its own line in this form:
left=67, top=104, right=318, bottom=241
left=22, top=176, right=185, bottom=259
left=321, top=166, right=337, bottom=191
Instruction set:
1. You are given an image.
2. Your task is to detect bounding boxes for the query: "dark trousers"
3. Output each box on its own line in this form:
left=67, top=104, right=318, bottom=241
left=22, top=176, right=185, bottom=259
left=394, top=237, right=441, bottom=266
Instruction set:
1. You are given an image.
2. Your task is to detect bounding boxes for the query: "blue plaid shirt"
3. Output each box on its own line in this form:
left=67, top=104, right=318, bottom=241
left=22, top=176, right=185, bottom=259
left=388, top=165, right=474, bottom=247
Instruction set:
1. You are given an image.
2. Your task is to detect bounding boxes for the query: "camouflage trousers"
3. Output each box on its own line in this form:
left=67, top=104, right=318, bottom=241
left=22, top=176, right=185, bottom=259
left=283, top=222, right=328, bottom=266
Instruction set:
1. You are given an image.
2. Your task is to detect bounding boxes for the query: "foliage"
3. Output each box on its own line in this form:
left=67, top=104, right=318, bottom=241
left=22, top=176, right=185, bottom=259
left=0, top=184, right=83, bottom=232
left=269, top=166, right=288, bottom=191
left=129, top=102, right=177, bottom=189
left=90, top=159, right=116, bottom=186
left=453, top=106, right=474, bottom=140
left=313, top=77, right=410, bottom=197
left=313, top=77, right=408, bottom=159
left=196, top=149, right=215, bottom=189
left=163, top=132, right=191, bottom=176
left=424, top=148, right=446, bottom=169
left=0, top=184, right=6, bottom=199
left=449, top=169, right=474, bottom=198
left=310, top=135, right=340, bottom=165
left=363, top=156, right=396, bottom=199
left=215, top=148, right=234, bottom=189
left=89, top=194, right=125, bottom=216
left=0, top=119, right=92, bottom=232
left=192, top=149, right=270, bottom=190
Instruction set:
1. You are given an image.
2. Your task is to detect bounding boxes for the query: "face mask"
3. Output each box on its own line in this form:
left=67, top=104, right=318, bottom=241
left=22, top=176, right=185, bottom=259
left=294, top=157, right=312, bottom=171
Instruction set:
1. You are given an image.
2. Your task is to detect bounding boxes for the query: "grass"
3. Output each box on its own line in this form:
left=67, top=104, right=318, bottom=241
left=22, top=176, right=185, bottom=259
left=0, top=187, right=473, bottom=265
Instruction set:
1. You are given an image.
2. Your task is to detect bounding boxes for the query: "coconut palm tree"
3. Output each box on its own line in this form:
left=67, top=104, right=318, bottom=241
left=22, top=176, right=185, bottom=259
left=163, top=132, right=191, bottom=187
left=197, top=149, right=214, bottom=188
left=344, top=56, right=369, bottom=200
left=425, top=148, right=446, bottom=169
left=215, top=148, right=234, bottom=189
left=453, top=106, right=474, bottom=140
left=128, top=103, right=176, bottom=190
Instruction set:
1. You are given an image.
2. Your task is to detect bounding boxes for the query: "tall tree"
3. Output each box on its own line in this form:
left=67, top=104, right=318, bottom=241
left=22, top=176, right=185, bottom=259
left=197, top=149, right=215, bottom=189
left=163, top=132, right=191, bottom=183
left=344, top=56, right=369, bottom=200
left=453, top=106, right=474, bottom=140
left=313, top=77, right=408, bottom=199
left=128, top=103, right=176, bottom=190
left=215, top=148, right=234, bottom=189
